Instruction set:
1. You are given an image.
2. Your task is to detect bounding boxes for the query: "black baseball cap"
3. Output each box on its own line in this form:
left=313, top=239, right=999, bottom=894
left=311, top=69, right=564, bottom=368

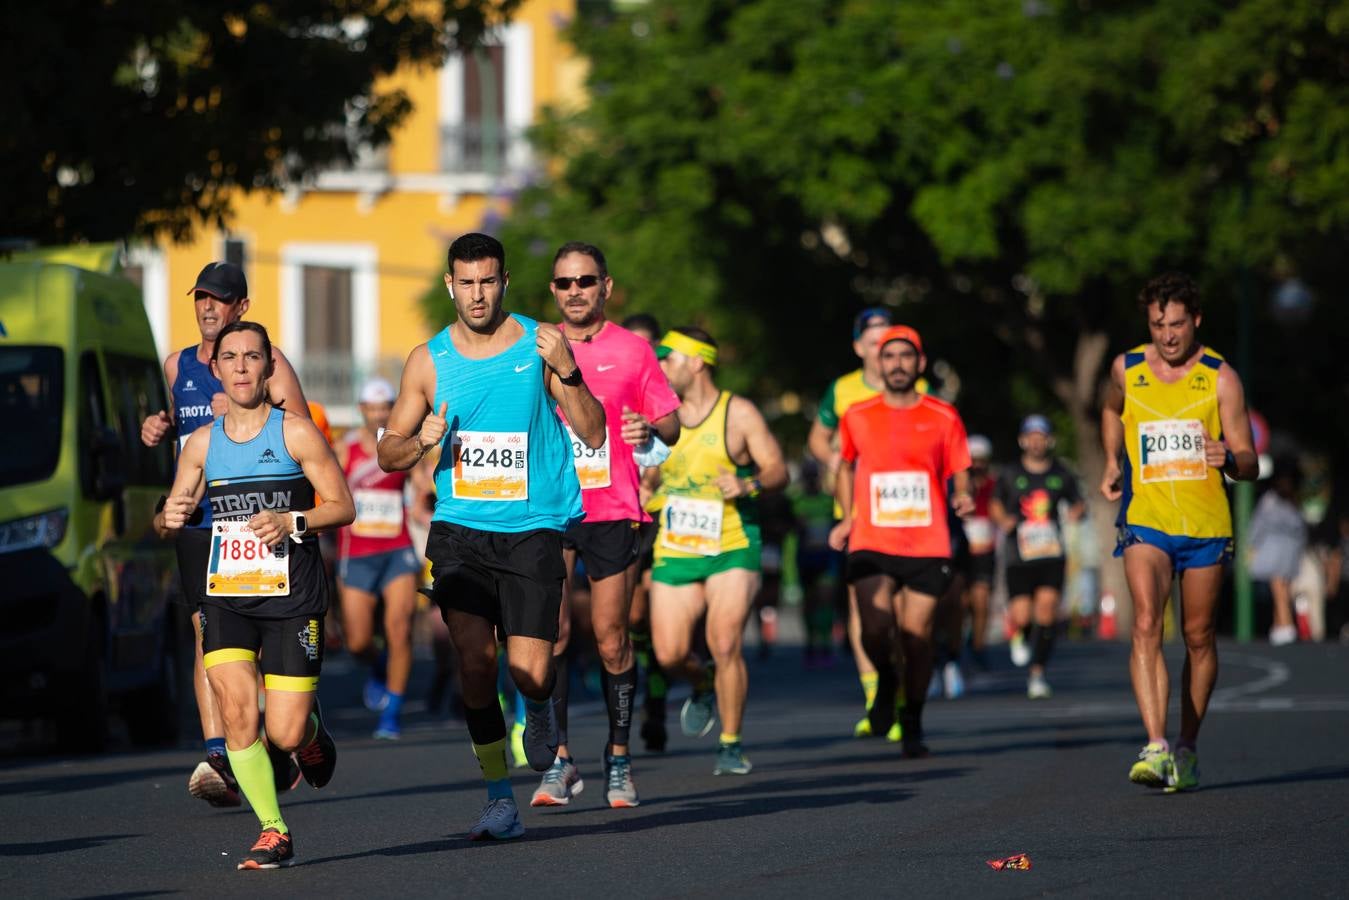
left=188, top=261, right=248, bottom=302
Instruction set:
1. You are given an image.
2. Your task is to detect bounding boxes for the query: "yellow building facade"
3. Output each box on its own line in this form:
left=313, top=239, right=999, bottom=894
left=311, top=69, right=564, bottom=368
left=130, top=0, right=584, bottom=426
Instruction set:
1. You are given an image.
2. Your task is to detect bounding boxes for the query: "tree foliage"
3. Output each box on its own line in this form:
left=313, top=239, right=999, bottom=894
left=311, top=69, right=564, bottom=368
left=3, top=0, right=519, bottom=244
left=471, top=0, right=1349, bottom=463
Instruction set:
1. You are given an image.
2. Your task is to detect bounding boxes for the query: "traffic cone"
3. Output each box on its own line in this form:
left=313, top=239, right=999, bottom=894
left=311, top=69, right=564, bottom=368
left=1294, top=595, right=1312, bottom=642
left=1098, top=592, right=1118, bottom=641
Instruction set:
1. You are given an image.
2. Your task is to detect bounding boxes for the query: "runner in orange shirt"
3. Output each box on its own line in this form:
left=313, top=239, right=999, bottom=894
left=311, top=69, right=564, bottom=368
left=829, top=325, right=974, bottom=757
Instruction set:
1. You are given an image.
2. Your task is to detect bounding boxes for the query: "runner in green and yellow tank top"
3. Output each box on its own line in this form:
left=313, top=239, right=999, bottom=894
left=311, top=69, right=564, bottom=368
left=649, top=327, right=788, bottom=777
left=653, top=390, right=761, bottom=580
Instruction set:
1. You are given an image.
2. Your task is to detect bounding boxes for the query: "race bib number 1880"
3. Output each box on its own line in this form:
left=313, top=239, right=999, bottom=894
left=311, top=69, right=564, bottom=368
left=452, top=431, right=528, bottom=501
left=1138, top=419, right=1206, bottom=484
left=207, top=519, right=289, bottom=597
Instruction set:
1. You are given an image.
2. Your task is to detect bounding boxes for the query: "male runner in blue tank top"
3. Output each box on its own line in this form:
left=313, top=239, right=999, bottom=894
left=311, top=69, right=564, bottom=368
left=379, top=233, right=605, bottom=841
left=140, top=261, right=310, bottom=808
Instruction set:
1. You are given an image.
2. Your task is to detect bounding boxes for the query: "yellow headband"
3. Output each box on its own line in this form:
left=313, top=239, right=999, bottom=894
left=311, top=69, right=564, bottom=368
left=658, top=331, right=718, bottom=366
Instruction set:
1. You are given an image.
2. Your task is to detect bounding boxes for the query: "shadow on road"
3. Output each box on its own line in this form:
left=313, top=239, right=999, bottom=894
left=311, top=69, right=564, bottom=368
left=0, top=766, right=184, bottom=797
left=1201, top=765, right=1349, bottom=793
left=0, top=834, right=141, bottom=856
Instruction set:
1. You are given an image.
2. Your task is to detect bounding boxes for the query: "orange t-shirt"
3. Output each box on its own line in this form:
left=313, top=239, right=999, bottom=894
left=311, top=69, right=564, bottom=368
left=839, top=394, right=971, bottom=558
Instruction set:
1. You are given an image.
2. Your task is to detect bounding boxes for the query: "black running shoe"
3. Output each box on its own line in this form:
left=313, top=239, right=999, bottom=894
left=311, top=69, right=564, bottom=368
left=267, top=742, right=302, bottom=793
left=640, top=716, right=668, bottom=754
left=189, top=754, right=242, bottom=808
left=295, top=700, right=337, bottom=789
left=237, top=829, right=293, bottom=870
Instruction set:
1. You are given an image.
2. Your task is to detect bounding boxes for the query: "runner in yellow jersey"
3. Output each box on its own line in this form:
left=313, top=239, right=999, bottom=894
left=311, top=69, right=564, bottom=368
left=1101, top=273, right=1257, bottom=793
left=806, top=307, right=895, bottom=739
left=650, top=327, right=787, bottom=775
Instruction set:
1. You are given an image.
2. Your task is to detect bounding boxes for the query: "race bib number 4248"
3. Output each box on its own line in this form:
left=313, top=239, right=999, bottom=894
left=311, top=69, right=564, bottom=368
left=452, top=431, right=528, bottom=501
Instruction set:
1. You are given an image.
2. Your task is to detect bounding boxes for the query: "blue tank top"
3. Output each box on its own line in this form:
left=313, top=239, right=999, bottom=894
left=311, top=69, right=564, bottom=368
left=429, top=315, right=583, bottom=533
left=203, top=407, right=325, bottom=616
left=173, top=345, right=223, bottom=529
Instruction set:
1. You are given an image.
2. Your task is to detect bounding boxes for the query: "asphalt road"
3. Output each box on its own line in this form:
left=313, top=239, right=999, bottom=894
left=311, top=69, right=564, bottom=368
left=2, top=637, right=1346, bottom=898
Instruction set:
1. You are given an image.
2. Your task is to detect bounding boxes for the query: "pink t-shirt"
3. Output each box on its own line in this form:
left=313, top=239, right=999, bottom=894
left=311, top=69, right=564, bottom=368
left=559, top=321, right=681, bottom=523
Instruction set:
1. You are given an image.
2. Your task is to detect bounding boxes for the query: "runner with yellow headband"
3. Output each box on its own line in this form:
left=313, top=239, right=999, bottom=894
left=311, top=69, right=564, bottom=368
left=648, top=326, right=787, bottom=776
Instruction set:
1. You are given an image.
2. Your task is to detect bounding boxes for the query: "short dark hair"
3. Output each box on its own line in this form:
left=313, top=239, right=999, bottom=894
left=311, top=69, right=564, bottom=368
left=552, top=241, right=608, bottom=280
left=671, top=324, right=717, bottom=348
left=448, top=232, right=506, bottom=274
left=211, top=321, right=276, bottom=379
left=1139, top=272, right=1201, bottom=316
left=622, top=313, right=661, bottom=336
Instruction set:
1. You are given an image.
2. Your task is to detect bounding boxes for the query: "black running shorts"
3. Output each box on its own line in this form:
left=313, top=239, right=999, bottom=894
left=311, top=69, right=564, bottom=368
left=846, top=551, right=955, bottom=598
left=964, top=551, right=996, bottom=587
left=200, top=605, right=324, bottom=691
left=426, top=521, right=565, bottom=642
left=563, top=519, right=641, bottom=580
left=1005, top=558, right=1066, bottom=599
left=174, top=526, right=212, bottom=607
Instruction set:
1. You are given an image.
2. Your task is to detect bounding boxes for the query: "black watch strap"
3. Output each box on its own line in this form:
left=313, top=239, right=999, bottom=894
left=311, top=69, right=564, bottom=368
left=558, top=367, right=584, bottom=387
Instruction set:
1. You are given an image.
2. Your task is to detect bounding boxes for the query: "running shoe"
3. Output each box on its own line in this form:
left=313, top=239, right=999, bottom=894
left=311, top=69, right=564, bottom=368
left=901, top=737, right=931, bottom=759
left=713, top=741, right=752, bottom=776
left=468, top=797, right=525, bottom=841
left=943, top=661, right=965, bottom=700
left=1009, top=632, right=1031, bottom=667
left=530, top=756, right=584, bottom=807
left=640, top=716, right=668, bottom=753
left=885, top=721, right=902, bottom=743
left=237, top=829, right=293, bottom=870
left=363, top=675, right=390, bottom=712
left=189, top=755, right=241, bottom=808
left=853, top=716, right=874, bottom=738
left=604, top=754, right=640, bottom=808
left=267, top=743, right=302, bottom=794
left=1027, top=672, right=1053, bottom=700
left=510, top=721, right=529, bottom=768
left=1128, top=742, right=1172, bottom=788
left=1165, top=747, right=1200, bottom=793
left=523, top=699, right=559, bottom=772
left=372, top=723, right=401, bottom=741
left=296, top=700, right=337, bottom=789
left=680, top=691, right=717, bottom=738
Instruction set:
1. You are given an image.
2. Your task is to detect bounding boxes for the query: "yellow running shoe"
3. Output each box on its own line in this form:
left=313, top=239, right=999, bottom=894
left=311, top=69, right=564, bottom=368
left=510, top=721, right=528, bottom=769
left=1128, top=742, right=1172, bottom=788
left=1165, top=747, right=1199, bottom=793
left=853, top=716, right=873, bottom=738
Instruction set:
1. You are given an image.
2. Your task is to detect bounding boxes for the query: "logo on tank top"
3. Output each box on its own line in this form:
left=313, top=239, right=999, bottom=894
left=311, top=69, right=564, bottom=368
left=184, top=379, right=196, bottom=391
left=1134, top=373, right=1150, bottom=387
left=597, top=364, right=616, bottom=372
left=257, top=448, right=282, bottom=465
left=1190, top=373, right=1210, bottom=391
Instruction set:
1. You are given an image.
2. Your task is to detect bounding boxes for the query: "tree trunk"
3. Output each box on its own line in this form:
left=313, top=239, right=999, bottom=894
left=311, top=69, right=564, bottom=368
left=1051, top=329, right=1131, bottom=637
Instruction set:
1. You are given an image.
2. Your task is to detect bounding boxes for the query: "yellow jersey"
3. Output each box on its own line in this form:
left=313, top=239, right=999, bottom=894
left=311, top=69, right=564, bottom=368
left=654, top=391, right=759, bottom=559
left=1119, top=345, right=1231, bottom=538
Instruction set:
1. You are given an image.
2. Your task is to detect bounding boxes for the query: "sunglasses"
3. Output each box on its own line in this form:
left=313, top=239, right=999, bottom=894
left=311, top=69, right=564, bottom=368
left=552, top=275, right=601, bottom=290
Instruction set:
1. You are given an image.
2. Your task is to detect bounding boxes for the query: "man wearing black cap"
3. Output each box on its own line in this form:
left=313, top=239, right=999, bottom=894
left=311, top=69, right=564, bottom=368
left=806, top=307, right=895, bottom=739
left=140, top=261, right=311, bottom=809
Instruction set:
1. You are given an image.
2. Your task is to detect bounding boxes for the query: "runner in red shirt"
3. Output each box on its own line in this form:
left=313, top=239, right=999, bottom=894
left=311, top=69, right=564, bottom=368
left=830, top=325, right=974, bottom=757
left=338, top=378, right=429, bottom=740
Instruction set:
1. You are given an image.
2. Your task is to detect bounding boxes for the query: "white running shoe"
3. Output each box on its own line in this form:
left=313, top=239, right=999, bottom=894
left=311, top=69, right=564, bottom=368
left=942, top=661, right=965, bottom=699
left=1009, top=633, right=1031, bottom=667
left=1027, top=672, right=1053, bottom=700
left=530, top=756, right=584, bottom=807
left=468, top=797, right=525, bottom=840
left=1269, top=625, right=1297, bottom=646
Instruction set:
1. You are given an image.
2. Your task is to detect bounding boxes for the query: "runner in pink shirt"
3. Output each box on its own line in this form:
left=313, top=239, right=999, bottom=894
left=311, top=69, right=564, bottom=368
left=533, top=242, right=681, bottom=810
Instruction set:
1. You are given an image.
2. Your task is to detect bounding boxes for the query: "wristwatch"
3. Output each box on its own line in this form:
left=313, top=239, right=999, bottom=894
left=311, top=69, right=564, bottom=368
left=290, top=511, right=308, bottom=544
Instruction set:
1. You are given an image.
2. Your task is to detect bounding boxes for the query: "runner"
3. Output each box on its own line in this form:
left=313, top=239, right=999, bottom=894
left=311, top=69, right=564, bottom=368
left=161, top=321, right=351, bottom=869
left=828, top=325, right=973, bottom=758
left=620, top=312, right=671, bottom=753
left=141, top=261, right=309, bottom=808
left=960, top=435, right=997, bottom=670
left=377, top=232, right=604, bottom=840
left=649, top=326, right=788, bottom=776
left=806, top=307, right=896, bottom=738
left=337, top=377, right=431, bottom=739
left=1101, top=273, right=1257, bottom=792
left=989, top=414, right=1085, bottom=699
left=527, top=243, right=681, bottom=809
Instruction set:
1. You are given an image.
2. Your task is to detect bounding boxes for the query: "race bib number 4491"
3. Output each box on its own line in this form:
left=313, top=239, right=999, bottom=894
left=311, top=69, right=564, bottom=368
left=1138, top=419, right=1206, bottom=484
left=870, top=471, right=932, bottom=528
left=207, top=519, right=289, bottom=597
left=452, top=431, right=528, bottom=501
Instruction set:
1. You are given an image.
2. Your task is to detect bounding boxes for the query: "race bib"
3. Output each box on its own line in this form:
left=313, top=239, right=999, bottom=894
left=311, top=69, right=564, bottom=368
left=964, top=516, right=995, bottom=555
left=870, top=471, right=931, bottom=528
left=207, top=519, right=289, bottom=597
left=1138, top=419, right=1206, bottom=483
left=566, top=424, right=611, bottom=490
left=452, top=431, right=528, bottom=501
left=660, top=495, right=724, bottom=557
left=1016, top=520, right=1063, bottom=561
left=352, top=488, right=403, bottom=538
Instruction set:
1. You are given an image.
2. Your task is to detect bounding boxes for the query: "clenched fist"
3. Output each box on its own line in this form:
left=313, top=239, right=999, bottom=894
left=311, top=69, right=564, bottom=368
left=536, top=322, right=579, bottom=376
left=141, top=410, right=172, bottom=448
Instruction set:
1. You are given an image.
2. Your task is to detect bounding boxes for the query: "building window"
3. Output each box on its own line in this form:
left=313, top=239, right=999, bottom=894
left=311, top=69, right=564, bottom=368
left=224, top=238, right=247, bottom=269
left=439, top=24, right=533, bottom=175
left=302, top=266, right=354, bottom=359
